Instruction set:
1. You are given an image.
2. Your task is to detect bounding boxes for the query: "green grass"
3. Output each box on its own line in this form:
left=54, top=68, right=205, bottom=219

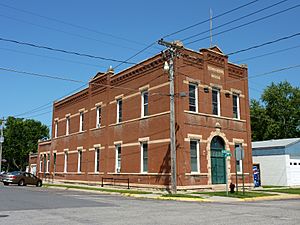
left=258, top=188, right=300, bottom=195
left=162, top=193, right=203, bottom=199
left=43, top=183, right=152, bottom=195
left=262, top=185, right=285, bottom=189
left=193, top=191, right=275, bottom=198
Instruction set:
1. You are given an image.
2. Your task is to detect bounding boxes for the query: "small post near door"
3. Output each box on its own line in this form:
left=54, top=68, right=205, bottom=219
left=234, top=145, right=245, bottom=194
left=222, top=150, right=231, bottom=196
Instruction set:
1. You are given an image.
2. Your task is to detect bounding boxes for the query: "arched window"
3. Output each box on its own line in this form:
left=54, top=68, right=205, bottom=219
left=211, top=136, right=225, bottom=150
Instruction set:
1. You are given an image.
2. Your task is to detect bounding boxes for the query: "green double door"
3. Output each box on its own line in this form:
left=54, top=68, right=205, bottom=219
left=211, top=136, right=226, bottom=184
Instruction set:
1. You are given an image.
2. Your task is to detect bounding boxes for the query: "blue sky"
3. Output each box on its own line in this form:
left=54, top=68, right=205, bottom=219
left=0, top=0, right=299, bottom=129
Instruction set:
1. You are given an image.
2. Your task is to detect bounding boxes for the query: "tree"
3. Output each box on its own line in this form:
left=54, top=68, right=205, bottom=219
left=1, top=117, right=49, bottom=171
left=250, top=81, right=300, bottom=141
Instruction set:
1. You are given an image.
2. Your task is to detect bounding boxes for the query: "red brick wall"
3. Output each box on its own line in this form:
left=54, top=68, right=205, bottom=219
left=38, top=47, right=253, bottom=188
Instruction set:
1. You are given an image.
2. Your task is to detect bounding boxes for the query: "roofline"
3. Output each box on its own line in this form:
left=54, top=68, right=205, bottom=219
left=54, top=86, right=88, bottom=106
left=252, top=138, right=300, bottom=149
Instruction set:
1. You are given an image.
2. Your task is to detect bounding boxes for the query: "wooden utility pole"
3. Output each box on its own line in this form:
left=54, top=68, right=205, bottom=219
left=158, top=39, right=182, bottom=194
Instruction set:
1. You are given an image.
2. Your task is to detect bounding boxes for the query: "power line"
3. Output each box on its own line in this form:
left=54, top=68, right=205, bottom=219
left=182, top=0, right=288, bottom=42
left=0, top=2, right=152, bottom=48
left=0, top=47, right=106, bottom=69
left=113, top=42, right=158, bottom=70
left=0, top=66, right=166, bottom=99
left=106, top=2, right=260, bottom=76
left=14, top=103, right=52, bottom=118
left=233, top=44, right=300, bottom=63
left=7, top=63, right=300, bottom=121
left=13, top=84, right=87, bottom=118
left=0, top=13, right=156, bottom=54
left=0, top=67, right=84, bottom=84
left=162, top=0, right=259, bottom=39
left=186, top=4, right=300, bottom=45
left=227, top=32, right=300, bottom=56
left=23, top=111, right=52, bottom=119
left=0, top=37, right=136, bottom=64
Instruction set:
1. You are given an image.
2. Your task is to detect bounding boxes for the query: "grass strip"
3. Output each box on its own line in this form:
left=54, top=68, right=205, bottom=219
left=193, top=191, right=275, bottom=198
left=257, top=188, right=300, bottom=195
left=43, top=183, right=152, bottom=195
left=262, top=185, right=285, bottom=189
left=162, top=193, right=203, bottom=199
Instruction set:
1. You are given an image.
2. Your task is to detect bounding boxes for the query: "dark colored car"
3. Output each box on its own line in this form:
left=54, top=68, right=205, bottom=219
left=2, top=171, right=42, bottom=187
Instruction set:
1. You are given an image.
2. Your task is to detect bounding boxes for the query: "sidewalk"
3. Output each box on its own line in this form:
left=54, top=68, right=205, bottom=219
left=43, top=181, right=300, bottom=203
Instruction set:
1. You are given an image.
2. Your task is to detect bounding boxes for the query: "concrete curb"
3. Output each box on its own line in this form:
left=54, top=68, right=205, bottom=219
left=44, top=184, right=300, bottom=203
left=241, top=194, right=300, bottom=202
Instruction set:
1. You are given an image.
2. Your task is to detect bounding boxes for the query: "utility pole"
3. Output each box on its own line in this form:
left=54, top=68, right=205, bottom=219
left=0, top=118, right=5, bottom=172
left=158, top=39, right=182, bottom=194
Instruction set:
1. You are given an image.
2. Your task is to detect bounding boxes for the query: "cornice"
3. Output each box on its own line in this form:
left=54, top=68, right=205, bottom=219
left=110, top=57, right=163, bottom=86
left=55, top=89, right=89, bottom=110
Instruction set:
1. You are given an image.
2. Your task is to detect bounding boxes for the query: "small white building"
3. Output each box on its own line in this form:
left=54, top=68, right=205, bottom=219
left=252, top=138, right=300, bottom=186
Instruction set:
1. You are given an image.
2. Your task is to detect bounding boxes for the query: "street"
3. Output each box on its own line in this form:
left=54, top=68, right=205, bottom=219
left=0, top=184, right=300, bottom=225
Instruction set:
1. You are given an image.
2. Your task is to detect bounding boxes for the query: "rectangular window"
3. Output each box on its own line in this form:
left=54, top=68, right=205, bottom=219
left=96, top=106, right=102, bottom=128
left=117, top=99, right=122, bottom=123
left=46, top=153, right=50, bottom=173
left=79, top=112, right=84, bottom=132
left=190, top=140, right=200, bottom=173
left=189, top=83, right=198, bottom=112
left=235, top=143, right=242, bottom=173
left=95, top=148, right=100, bottom=172
left=54, top=121, right=58, bottom=138
left=116, top=145, right=121, bottom=173
left=233, top=94, right=240, bottom=119
left=212, top=88, right=220, bottom=116
left=78, top=150, right=82, bottom=173
left=66, top=116, right=70, bottom=135
left=141, top=91, right=149, bottom=117
left=64, top=152, right=68, bottom=173
left=43, top=154, right=46, bottom=173
left=53, top=153, right=56, bottom=173
left=141, top=142, right=148, bottom=173
left=39, top=155, right=43, bottom=172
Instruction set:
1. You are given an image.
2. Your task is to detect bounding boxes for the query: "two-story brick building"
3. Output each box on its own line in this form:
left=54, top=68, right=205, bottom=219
left=37, top=45, right=253, bottom=189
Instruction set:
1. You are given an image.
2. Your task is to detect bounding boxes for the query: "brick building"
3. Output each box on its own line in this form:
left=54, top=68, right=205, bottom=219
left=37, top=45, right=253, bottom=189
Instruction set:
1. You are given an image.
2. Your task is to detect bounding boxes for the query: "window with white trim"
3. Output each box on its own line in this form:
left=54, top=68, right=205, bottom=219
left=43, top=154, right=46, bottom=173
left=141, top=91, right=149, bottom=117
left=95, top=148, right=100, bottom=172
left=141, top=142, right=148, bottom=173
left=53, top=153, right=57, bottom=173
left=46, top=153, right=50, bottom=173
left=78, top=150, right=82, bottom=173
left=79, top=112, right=84, bottom=132
left=96, top=106, right=102, bottom=128
left=64, top=152, right=68, bottom=173
left=235, top=143, right=243, bottom=173
left=39, top=155, right=43, bottom=172
left=190, top=140, right=200, bottom=173
left=54, top=121, right=58, bottom=138
left=117, top=99, right=122, bottom=123
left=189, top=83, right=198, bottom=112
left=212, top=88, right=220, bottom=116
left=116, top=144, right=121, bottom=173
left=66, top=116, right=70, bottom=135
left=233, top=94, right=240, bottom=119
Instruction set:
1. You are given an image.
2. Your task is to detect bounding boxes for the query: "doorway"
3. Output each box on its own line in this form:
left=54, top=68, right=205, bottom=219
left=211, top=136, right=226, bottom=184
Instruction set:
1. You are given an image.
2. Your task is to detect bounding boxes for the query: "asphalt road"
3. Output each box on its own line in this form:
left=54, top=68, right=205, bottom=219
left=0, top=183, right=300, bottom=225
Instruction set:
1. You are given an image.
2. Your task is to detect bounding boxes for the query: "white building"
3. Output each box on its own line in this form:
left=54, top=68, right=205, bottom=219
left=252, top=138, right=300, bottom=186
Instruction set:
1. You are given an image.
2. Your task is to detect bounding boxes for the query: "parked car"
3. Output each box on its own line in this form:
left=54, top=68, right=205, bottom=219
left=2, top=171, right=42, bottom=187
left=0, top=171, right=6, bottom=182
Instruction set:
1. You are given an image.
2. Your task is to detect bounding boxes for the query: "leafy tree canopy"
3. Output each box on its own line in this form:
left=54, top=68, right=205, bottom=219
left=250, top=81, right=300, bottom=141
left=1, top=116, right=49, bottom=171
